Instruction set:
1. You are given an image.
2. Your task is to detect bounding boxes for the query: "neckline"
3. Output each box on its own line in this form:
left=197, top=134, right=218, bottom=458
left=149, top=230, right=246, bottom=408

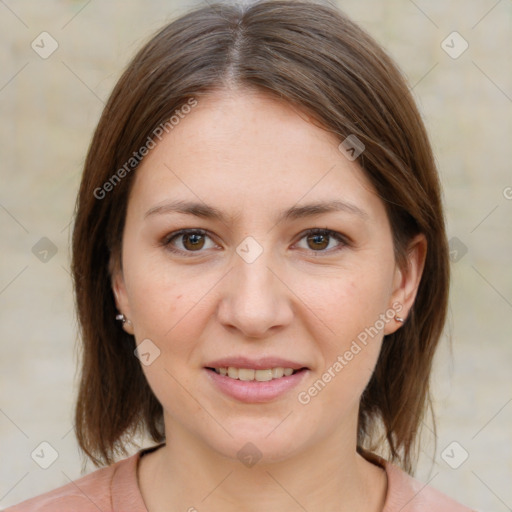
left=117, top=444, right=398, bottom=512
left=111, top=443, right=166, bottom=511
left=140, top=442, right=166, bottom=458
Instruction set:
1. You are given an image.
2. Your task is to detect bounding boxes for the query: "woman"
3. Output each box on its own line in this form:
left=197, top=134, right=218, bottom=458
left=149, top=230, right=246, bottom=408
left=7, top=0, right=475, bottom=510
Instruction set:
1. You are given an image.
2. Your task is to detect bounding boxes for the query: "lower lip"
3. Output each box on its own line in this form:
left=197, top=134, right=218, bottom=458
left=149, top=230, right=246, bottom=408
left=204, top=368, right=308, bottom=403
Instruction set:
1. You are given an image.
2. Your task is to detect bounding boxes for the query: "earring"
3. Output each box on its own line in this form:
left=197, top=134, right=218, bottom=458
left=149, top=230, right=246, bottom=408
left=115, top=313, right=132, bottom=325
left=395, top=316, right=405, bottom=323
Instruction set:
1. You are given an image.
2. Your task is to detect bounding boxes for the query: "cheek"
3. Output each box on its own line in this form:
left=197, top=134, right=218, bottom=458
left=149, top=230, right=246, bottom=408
left=124, top=264, right=219, bottom=375
left=294, top=272, right=389, bottom=396
left=121, top=239, right=196, bottom=338
left=297, top=270, right=392, bottom=345
left=129, top=280, right=198, bottom=355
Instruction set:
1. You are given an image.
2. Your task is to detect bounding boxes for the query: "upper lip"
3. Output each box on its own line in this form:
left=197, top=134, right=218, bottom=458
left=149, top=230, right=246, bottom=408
left=204, top=356, right=308, bottom=371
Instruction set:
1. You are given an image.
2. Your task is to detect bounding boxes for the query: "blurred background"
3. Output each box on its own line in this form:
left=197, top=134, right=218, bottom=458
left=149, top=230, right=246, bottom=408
left=1, top=0, right=511, bottom=510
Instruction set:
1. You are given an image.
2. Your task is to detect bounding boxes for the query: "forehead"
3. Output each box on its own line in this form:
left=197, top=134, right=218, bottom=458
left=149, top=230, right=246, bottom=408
left=129, top=90, right=383, bottom=222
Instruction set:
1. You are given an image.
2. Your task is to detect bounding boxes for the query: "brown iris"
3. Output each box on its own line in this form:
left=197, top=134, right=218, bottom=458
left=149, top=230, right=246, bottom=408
left=307, top=232, right=329, bottom=250
left=182, top=233, right=206, bottom=251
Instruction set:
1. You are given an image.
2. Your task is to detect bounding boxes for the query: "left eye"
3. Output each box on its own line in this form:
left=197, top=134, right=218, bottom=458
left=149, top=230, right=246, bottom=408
left=295, top=228, right=347, bottom=252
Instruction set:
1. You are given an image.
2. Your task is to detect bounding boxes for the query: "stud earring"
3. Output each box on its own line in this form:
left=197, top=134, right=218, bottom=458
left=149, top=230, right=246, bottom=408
left=395, top=316, right=405, bottom=323
left=115, top=313, right=132, bottom=325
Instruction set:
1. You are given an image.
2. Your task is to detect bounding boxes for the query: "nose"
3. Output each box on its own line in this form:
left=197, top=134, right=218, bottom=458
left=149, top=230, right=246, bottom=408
left=216, top=246, right=294, bottom=339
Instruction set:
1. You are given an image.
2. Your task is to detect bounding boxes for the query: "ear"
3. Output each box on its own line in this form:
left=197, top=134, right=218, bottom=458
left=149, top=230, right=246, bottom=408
left=384, top=233, right=427, bottom=335
left=111, top=258, right=135, bottom=335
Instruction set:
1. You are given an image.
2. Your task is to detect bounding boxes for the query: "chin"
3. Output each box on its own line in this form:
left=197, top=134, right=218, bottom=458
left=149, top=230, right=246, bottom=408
left=198, top=418, right=314, bottom=466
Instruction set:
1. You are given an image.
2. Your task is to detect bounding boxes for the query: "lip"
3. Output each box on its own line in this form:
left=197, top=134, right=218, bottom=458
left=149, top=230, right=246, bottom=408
left=204, top=356, right=307, bottom=371
left=204, top=367, right=309, bottom=403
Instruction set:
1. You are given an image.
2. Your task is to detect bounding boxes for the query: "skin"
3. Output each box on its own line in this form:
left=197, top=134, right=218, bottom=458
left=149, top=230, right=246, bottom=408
left=112, top=89, right=426, bottom=512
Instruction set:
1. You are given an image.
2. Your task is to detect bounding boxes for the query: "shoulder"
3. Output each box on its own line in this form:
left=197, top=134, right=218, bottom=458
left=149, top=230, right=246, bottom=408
left=383, top=461, right=476, bottom=512
left=2, top=452, right=142, bottom=512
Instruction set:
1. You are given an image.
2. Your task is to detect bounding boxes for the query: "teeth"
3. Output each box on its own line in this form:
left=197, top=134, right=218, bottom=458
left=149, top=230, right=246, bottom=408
left=214, top=366, right=298, bottom=381
left=272, top=367, right=284, bottom=378
left=238, top=368, right=255, bottom=381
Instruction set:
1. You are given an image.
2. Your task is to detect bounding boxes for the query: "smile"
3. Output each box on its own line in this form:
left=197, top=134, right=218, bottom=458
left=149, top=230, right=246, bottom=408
left=209, top=367, right=298, bottom=381
left=205, top=366, right=308, bottom=403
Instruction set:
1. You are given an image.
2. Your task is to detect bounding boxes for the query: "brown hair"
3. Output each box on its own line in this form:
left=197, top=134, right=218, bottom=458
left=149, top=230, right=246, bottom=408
left=71, top=0, right=449, bottom=474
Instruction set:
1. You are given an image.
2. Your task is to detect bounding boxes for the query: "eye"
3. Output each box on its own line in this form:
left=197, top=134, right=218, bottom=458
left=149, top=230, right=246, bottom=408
left=295, top=228, right=348, bottom=253
left=162, top=229, right=217, bottom=255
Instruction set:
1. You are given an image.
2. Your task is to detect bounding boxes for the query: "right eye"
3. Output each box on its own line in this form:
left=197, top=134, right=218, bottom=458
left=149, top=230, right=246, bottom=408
left=162, top=229, right=219, bottom=256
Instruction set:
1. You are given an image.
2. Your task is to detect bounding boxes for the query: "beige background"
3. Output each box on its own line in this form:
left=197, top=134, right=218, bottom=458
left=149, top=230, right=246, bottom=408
left=1, top=0, right=511, bottom=510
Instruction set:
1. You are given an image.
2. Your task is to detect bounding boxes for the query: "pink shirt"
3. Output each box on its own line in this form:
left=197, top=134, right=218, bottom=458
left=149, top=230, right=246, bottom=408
left=5, top=445, right=475, bottom=511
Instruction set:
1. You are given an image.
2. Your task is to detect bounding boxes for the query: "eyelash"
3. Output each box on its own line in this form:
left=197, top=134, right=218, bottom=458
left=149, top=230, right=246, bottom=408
left=160, top=228, right=349, bottom=258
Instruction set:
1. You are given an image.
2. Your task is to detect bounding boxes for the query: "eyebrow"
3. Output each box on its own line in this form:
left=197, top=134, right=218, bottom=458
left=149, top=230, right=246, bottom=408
left=144, top=199, right=368, bottom=224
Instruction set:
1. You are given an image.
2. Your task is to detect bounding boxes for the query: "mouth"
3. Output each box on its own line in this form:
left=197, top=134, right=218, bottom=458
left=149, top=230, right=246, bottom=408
left=203, top=359, right=309, bottom=402
left=203, top=356, right=309, bottom=402
left=205, top=366, right=306, bottom=381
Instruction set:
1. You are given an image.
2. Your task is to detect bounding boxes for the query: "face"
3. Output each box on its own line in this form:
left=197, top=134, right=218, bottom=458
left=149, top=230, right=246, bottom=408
left=112, top=89, right=425, bottom=463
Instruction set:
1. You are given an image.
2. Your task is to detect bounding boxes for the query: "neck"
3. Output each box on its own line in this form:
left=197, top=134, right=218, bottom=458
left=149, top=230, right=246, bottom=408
left=138, top=420, right=387, bottom=512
